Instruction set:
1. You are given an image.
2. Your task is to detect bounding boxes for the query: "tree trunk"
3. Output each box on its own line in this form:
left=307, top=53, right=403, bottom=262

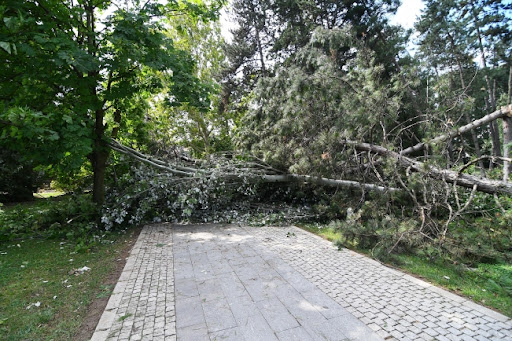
left=504, top=66, right=512, bottom=182
left=109, top=136, right=512, bottom=196
left=471, top=5, right=501, bottom=164
left=91, top=108, right=108, bottom=205
left=91, top=149, right=108, bottom=205
left=261, top=174, right=397, bottom=193
left=447, top=31, right=485, bottom=176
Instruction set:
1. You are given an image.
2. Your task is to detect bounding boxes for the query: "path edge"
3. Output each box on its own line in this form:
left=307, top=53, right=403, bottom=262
left=90, top=226, right=148, bottom=340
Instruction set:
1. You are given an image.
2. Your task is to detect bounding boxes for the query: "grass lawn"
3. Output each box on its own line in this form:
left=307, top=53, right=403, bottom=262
left=0, top=223, right=139, bottom=340
left=33, top=190, right=66, bottom=199
left=299, top=224, right=512, bottom=318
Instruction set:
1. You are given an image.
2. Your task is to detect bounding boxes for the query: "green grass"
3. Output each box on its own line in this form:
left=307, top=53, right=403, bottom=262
left=33, top=190, right=66, bottom=199
left=299, top=224, right=512, bottom=318
left=0, top=227, right=137, bottom=340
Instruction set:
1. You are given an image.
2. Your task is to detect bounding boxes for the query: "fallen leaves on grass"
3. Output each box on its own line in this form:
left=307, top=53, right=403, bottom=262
left=26, top=302, right=41, bottom=310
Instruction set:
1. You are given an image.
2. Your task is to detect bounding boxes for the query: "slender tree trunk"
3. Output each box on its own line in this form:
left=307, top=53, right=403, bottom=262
left=401, top=106, right=511, bottom=156
left=255, top=24, right=266, bottom=76
left=447, top=32, right=485, bottom=175
left=471, top=5, right=501, bottom=163
left=85, top=1, right=108, bottom=205
left=248, top=1, right=266, bottom=76
left=91, top=108, right=108, bottom=205
left=347, top=140, right=512, bottom=196
left=504, top=66, right=512, bottom=182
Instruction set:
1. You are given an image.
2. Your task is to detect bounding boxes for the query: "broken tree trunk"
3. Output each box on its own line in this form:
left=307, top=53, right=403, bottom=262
left=108, top=137, right=512, bottom=197
left=345, top=140, right=512, bottom=196
left=401, top=105, right=512, bottom=156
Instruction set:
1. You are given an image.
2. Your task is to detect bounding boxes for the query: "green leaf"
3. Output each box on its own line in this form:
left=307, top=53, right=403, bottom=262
left=0, top=42, right=11, bottom=54
left=48, top=132, right=60, bottom=141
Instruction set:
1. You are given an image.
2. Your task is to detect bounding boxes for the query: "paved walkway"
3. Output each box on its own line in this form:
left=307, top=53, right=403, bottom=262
left=92, top=224, right=512, bottom=341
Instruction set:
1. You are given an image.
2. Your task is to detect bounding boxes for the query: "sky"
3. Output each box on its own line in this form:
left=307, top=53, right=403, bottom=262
left=390, top=0, right=425, bottom=29
left=220, top=0, right=426, bottom=42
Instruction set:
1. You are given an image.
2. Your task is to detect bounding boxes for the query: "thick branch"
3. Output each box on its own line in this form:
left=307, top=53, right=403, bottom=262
left=262, top=174, right=398, bottom=192
left=108, top=140, right=196, bottom=177
left=346, top=141, right=512, bottom=196
left=401, top=105, right=512, bottom=156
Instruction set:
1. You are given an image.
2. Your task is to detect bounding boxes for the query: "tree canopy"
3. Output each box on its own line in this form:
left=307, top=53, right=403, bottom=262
left=0, top=0, right=220, bottom=203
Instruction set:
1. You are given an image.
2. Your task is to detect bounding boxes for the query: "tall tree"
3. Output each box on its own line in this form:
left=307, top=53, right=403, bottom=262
left=220, top=0, right=401, bottom=117
left=157, top=5, right=231, bottom=156
left=238, top=27, right=402, bottom=177
left=416, top=0, right=487, bottom=174
left=416, top=0, right=512, bottom=172
left=0, top=0, right=214, bottom=204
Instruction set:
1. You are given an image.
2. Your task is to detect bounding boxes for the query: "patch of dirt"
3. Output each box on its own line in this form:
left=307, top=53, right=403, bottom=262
left=74, top=226, right=142, bottom=341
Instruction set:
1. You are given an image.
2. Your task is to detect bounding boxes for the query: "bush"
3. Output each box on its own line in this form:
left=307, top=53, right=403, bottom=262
left=0, top=148, right=44, bottom=202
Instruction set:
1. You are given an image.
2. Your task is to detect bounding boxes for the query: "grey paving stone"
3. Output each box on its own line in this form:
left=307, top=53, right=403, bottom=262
left=197, top=278, right=225, bottom=302
left=217, top=272, right=247, bottom=298
left=239, top=311, right=280, bottom=341
left=276, top=326, right=316, bottom=341
left=174, top=262, right=194, bottom=280
left=301, top=289, right=352, bottom=320
left=256, top=297, right=301, bottom=332
left=92, top=223, right=512, bottom=341
left=241, top=276, right=277, bottom=302
left=328, top=315, right=383, bottom=341
left=210, top=259, right=234, bottom=276
left=277, top=289, right=329, bottom=326
left=177, top=323, right=209, bottom=341
left=175, top=296, right=205, bottom=329
left=202, top=297, right=237, bottom=333
left=175, top=278, right=199, bottom=299
left=209, top=326, right=246, bottom=341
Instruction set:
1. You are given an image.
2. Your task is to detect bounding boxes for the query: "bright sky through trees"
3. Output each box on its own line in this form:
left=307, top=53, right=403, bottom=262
left=220, top=0, right=426, bottom=42
left=390, top=0, right=425, bottom=29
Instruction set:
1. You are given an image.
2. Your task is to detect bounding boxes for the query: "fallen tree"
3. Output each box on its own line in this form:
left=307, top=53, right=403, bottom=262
left=109, top=136, right=512, bottom=196
left=106, top=105, right=512, bottom=197
left=108, top=139, right=399, bottom=193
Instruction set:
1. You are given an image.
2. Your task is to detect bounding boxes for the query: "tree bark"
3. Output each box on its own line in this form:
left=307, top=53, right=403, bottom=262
left=84, top=1, right=107, bottom=205
left=470, top=4, right=501, bottom=162
left=108, top=136, right=512, bottom=196
left=261, top=174, right=398, bottom=193
left=108, top=139, right=399, bottom=192
left=91, top=148, right=108, bottom=205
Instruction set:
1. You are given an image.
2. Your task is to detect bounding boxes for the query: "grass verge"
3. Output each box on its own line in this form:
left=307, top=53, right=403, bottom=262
left=299, top=224, right=512, bottom=318
left=0, top=226, right=139, bottom=340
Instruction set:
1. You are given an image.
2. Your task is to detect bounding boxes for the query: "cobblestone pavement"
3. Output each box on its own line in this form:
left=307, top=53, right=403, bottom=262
left=92, top=224, right=512, bottom=341
left=92, top=225, right=176, bottom=341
